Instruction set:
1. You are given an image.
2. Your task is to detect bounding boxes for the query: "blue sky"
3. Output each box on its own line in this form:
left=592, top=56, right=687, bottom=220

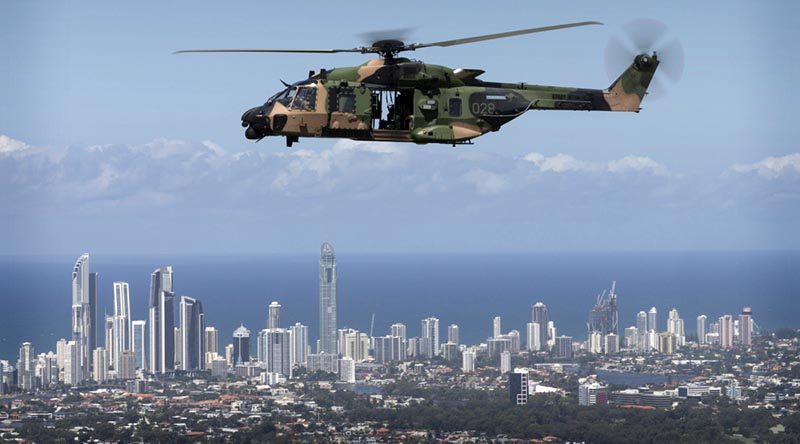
left=1, top=1, right=798, bottom=254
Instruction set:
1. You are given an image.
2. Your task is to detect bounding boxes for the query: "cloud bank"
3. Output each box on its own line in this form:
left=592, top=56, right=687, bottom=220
left=0, top=134, right=796, bottom=253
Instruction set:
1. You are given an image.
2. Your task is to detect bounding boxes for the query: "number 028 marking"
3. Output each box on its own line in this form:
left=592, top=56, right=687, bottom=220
left=471, top=102, right=496, bottom=115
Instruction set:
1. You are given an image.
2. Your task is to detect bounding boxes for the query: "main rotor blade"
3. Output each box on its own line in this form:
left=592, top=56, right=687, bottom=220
left=173, top=48, right=364, bottom=55
left=409, top=21, right=602, bottom=50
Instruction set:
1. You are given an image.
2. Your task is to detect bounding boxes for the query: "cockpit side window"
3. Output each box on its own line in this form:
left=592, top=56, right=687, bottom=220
left=291, top=86, right=317, bottom=111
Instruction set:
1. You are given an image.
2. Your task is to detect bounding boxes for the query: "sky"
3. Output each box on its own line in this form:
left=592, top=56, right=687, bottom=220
left=0, top=1, right=798, bottom=254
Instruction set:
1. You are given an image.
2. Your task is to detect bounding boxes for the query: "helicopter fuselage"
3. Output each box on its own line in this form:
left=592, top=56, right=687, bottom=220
left=241, top=55, right=657, bottom=146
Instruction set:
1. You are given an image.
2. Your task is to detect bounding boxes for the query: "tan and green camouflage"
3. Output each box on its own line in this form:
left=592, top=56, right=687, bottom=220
left=241, top=53, right=658, bottom=146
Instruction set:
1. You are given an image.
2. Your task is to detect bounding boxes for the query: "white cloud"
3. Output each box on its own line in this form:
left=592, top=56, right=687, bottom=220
left=0, top=135, right=31, bottom=155
left=462, top=168, right=510, bottom=195
left=732, top=153, right=800, bottom=178
left=523, top=152, right=668, bottom=175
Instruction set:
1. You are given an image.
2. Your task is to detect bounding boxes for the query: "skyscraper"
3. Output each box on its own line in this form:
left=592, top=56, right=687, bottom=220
left=233, top=324, right=251, bottom=364
left=290, top=323, right=309, bottom=367
left=719, top=315, right=734, bottom=349
left=132, top=320, right=147, bottom=370
left=179, top=296, right=205, bottom=370
left=696, top=315, right=708, bottom=345
left=148, top=266, right=175, bottom=374
left=526, top=322, right=541, bottom=351
left=319, top=242, right=337, bottom=354
left=71, top=254, right=96, bottom=382
left=447, top=324, right=459, bottom=345
left=667, top=308, right=685, bottom=347
left=509, top=370, right=528, bottom=405
left=421, top=317, right=440, bottom=358
left=587, top=281, right=619, bottom=336
left=92, top=347, right=108, bottom=383
left=268, top=301, right=281, bottom=330
left=18, top=342, right=35, bottom=391
left=500, top=350, right=511, bottom=374
left=531, top=302, right=548, bottom=350
left=739, top=307, right=753, bottom=346
left=112, top=282, right=132, bottom=373
left=493, top=316, right=502, bottom=339
left=63, top=341, right=79, bottom=385
left=391, top=323, right=407, bottom=341
left=648, top=307, right=658, bottom=333
left=258, top=328, right=292, bottom=377
left=462, top=349, right=476, bottom=373
left=636, top=310, right=648, bottom=351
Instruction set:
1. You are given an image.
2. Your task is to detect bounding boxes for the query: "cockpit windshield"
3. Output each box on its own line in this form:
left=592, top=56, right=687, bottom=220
left=265, top=82, right=317, bottom=111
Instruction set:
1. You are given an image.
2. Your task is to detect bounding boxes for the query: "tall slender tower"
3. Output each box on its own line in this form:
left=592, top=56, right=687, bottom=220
left=739, top=307, right=752, bottom=346
left=448, top=324, right=460, bottom=345
left=421, top=317, right=440, bottom=357
left=696, top=315, right=708, bottom=344
left=319, top=242, right=338, bottom=354
left=112, top=282, right=132, bottom=372
left=648, top=307, right=658, bottom=333
left=493, top=316, right=502, bottom=339
left=531, top=302, right=548, bottom=350
left=71, top=254, right=94, bottom=382
left=268, top=301, right=282, bottom=330
left=149, top=266, right=175, bottom=373
left=132, top=320, right=147, bottom=370
left=179, top=296, right=205, bottom=371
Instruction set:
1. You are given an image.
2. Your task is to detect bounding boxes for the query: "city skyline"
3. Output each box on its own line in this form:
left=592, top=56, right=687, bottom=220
left=1, top=248, right=768, bottom=387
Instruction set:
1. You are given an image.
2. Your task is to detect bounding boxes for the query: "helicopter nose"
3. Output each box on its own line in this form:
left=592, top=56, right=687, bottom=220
left=241, top=106, right=271, bottom=140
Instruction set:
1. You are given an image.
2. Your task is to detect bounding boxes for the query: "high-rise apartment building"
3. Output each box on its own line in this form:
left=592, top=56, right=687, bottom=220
left=462, top=349, right=476, bottom=373
left=696, top=315, right=708, bottom=345
left=92, top=347, right=107, bottom=383
left=421, top=317, right=440, bottom=358
left=493, top=316, right=502, bottom=339
left=71, top=254, right=96, bottom=382
left=739, top=307, right=753, bottom=346
left=112, top=282, right=132, bottom=374
left=268, top=301, right=281, bottom=330
left=258, top=328, right=292, bottom=377
left=391, top=323, right=407, bottom=341
left=648, top=307, right=658, bottom=333
left=526, top=322, right=541, bottom=351
left=17, top=342, right=35, bottom=391
left=719, top=315, right=734, bottom=349
left=531, top=302, right=548, bottom=350
left=447, top=324, right=459, bottom=345
left=233, top=325, right=251, bottom=364
left=667, top=308, right=685, bottom=347
left=132, top=320, right=147, bottom=370
left=148, top=266, right=175, bottom=373
left=290, top=323, right=309, bottom=367
left=319, top=242, right=338, bottom=354
left=179, top=296, right=205, bottom=370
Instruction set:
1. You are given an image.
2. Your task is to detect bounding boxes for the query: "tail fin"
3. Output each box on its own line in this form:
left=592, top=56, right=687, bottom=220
left=604, top=53, right=659, bottom=112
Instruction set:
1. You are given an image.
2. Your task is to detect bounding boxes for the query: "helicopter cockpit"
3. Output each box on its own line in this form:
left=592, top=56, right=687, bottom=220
left=265, top=82, right=317, bottom=111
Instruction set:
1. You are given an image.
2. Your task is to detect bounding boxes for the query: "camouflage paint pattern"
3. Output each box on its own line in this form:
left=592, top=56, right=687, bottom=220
left=240, top=53, right=658, bottom=145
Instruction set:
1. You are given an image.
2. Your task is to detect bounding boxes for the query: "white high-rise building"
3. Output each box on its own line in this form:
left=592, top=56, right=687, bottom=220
left=636, top=311, right=648, bottom=351
left=648, top=307, right=658, bottom=333
left=500, top=350, right=511, bottom=374
left=341, top=329, right=370, bottom=362
left=338, top=356, right=355, bottom=383
left=17, top=342, right=35, bottom=391
left=92, top=347, right=108, bottom=383
left=319, top=243, right=338, bottom=354
left=589, top=331, right=603, bottom=354
left=421, top=317, right=440, bottom=358
left=696, top=315, right=708, bottom=345
left=149, top=266, right=175, bottom=374
left=604, top=333, right=619, bottom=354
left=258, top=328, right=292, bottom=378
left=268, top=301, right=281, bottom=330
left=132, top=320, right=147, bottom=370
left=71, top=254, right=97, bottom=383
left=493, top=316, right=502, bottom=339
left=462, top=349, right=476, bottom=373
left=667, top=308, right=685, bottom=347
left=63, top=341, right=79, bottom=385
left=290, top=323, right=309, bottom=367
left=739, top=307, right=753, bottom=346
left=526, top=322, right=541, bottom=351
left=448, top=324, right=459, bottom=345
left=112, top=282, right=132, bottom=373
left=720, top=315, right=734, bottom=349
left=624, top=326, right=638, bottom=349
left=547, top=321, right=556, bottom=349
left=391, top=323, right=407, bottom=341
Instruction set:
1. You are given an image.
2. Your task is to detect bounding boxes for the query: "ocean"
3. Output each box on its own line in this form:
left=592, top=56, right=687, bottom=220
left=0, top=251, right=797, bottom=361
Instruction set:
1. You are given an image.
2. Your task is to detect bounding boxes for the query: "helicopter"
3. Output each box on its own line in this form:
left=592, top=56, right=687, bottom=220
left=176, top=21, right=669, bottom=147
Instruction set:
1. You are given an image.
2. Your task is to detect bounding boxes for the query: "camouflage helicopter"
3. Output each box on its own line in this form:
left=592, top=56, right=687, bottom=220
left=176, top=21, right=675, bottom=147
